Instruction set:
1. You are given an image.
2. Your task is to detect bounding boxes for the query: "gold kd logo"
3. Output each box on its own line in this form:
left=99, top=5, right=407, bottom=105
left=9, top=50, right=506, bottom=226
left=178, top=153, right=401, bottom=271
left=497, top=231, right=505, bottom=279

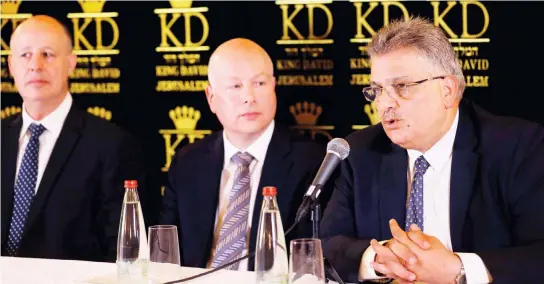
left=68, top=0, right=120, bottom=56
left=0, top=0, right=32, bottom=56
left=276, top=0, right=334, bottom=45
left=289, top=101, right=334, bottom=141
left=160, top=106, right=212, bottom=172
left=155, top=0, right=210, bottom=52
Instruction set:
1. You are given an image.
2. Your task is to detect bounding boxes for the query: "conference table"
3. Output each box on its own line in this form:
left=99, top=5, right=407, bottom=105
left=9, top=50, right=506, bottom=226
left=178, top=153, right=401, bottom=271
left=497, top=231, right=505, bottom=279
left=0, top=257, right=345, bottom=284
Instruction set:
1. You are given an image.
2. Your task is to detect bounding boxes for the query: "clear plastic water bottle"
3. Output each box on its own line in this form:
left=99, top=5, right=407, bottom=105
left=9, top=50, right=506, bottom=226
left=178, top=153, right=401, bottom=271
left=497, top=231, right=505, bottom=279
left=116, top=180, right=149, bottom=283
left=255, top=186, right=289, bottom=284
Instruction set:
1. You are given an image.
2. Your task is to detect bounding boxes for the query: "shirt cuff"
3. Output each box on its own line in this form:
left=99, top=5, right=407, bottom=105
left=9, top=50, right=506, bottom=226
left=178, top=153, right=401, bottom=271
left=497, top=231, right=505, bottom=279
left=359, top=240, right=388, bottom=281
left=456, top=253, right=493, bottom=284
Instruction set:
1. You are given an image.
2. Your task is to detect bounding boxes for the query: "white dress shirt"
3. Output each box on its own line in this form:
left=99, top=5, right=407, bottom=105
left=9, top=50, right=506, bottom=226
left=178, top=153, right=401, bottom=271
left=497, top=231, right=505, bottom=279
left=15, top=93, right=73, bottom=193
left=359, top=110, right=492, bottom=284
left=206, top=120, right=275, bottom=271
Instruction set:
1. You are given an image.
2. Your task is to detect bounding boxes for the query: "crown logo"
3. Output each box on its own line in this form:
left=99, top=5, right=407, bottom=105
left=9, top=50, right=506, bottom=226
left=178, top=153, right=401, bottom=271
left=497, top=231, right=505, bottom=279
left=0, top=0, right=23, bottom=14
left=77, top=0, right=106, bottom=13
left=290, top=101, right=322, bottom=125
left=1, top=105, right=22, bottom=119
left=169, top=106, right=200, bottom=130
left=87, top=106, right=112, bottom=121
left=364, top=102, right=381, bottom=125
left=169, top=0, right=193, bottom=9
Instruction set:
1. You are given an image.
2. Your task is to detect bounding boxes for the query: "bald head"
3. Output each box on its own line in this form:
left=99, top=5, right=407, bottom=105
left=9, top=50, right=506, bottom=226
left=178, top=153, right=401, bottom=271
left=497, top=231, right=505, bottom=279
left=11, top=15, right=73, bottom=53
left=208, top=38, right=273, bottom=87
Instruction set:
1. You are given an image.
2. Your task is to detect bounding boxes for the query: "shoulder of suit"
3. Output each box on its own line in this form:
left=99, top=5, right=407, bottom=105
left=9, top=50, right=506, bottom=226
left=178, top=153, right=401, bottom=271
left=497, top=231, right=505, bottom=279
left=344, top=123, right=389, bottom=154
left=470, top=102, right=544, bottom=148
left=173, top=130, right=222, bottom=159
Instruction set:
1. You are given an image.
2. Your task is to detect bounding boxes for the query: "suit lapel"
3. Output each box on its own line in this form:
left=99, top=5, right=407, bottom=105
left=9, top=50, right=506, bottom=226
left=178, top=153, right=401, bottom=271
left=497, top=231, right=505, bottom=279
left=22, top=106, right=83, bottom=238
left=378, top=144, right=408, bottom=239
left=248, top=124, right=292, bottom=270
left=1, top=116, right=23, bottom=245
left=193, top=133, right=223, bottom=267
left=449, top=103, right=480, bottom=252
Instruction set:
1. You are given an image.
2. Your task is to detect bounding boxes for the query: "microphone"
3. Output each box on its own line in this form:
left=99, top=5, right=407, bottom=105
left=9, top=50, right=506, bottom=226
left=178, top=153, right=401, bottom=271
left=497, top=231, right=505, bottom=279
left=294, top=138, right=350, bottom=224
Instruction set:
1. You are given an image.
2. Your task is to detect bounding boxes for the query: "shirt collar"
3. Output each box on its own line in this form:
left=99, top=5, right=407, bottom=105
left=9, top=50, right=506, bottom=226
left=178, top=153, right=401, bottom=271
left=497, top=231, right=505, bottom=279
left=20, top=93, right=73, bottom=140
left=407, top=109, right=459, bottom=173
left=223, top=120, right=275, bottom=168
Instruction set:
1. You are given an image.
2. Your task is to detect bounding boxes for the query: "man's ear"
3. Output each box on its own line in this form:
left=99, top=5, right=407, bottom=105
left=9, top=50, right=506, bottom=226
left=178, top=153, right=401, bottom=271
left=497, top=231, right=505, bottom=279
left=205, top=84, right=216, bottom=114
left=441, top=75, right=459, bottom=109
left=68, top=53, right=77, bottom=74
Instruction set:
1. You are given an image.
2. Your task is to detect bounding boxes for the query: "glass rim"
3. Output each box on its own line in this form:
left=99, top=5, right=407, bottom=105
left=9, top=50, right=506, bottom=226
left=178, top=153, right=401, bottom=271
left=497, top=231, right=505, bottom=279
left=290, top=238, right=321, bottom=244
left=149, top=225, right=177, bottom=230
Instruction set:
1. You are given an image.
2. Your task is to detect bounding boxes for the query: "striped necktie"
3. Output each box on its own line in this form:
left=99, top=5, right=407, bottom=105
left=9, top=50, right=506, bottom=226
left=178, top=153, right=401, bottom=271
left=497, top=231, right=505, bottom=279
left=405, top=155, right=430, bottom=231
left=5, top=123, right=46, bottom=256
left=211, top=152, right=254, bottom=270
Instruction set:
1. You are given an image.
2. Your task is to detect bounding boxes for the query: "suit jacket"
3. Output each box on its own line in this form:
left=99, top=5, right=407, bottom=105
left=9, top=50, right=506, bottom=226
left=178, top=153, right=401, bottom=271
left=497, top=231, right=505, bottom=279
left=1, top=104, right=147, bottom=262
left=320, top=99, right=544, bottom=283
left=160, top=123, right=332, bottom=270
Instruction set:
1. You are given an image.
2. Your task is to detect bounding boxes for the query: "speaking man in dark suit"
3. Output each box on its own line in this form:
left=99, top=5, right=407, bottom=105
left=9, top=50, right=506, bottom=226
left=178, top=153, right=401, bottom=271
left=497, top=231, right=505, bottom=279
left=320, top=17, right=544, bottom=284
left=160, top=38, right=330, bottom=271
left=1, top=15, right=147, bottom=262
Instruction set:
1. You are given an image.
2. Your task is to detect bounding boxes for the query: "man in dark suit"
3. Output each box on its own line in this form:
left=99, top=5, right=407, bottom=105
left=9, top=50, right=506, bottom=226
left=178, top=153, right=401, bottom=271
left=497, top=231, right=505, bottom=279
left=1, top=15, right=147, bottom=262
left=320, top=17, right=544, bottom=284
left=160, top=38, right=329, bottom=271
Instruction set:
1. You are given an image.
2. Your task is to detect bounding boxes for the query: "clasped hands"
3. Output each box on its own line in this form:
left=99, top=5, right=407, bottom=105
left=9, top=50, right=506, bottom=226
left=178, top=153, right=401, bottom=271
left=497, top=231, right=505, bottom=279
left=370, top=219, right=462, bottom=284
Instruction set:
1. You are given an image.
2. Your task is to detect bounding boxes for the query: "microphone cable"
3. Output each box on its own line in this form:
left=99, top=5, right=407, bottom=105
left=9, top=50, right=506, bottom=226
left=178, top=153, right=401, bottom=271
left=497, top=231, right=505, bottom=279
left=162, top=221, right=299, bottom=284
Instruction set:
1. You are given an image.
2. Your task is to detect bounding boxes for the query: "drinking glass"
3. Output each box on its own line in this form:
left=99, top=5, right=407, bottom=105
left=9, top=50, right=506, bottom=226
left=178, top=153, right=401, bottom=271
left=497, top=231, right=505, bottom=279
left=148, top=225, right=180, bottom=265
left=289, top=238, right=325, bottom=284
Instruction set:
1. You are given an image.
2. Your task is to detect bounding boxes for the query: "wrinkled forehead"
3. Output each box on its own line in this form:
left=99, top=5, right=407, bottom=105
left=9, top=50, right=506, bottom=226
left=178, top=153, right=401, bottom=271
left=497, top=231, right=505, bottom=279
left=370, top=47, right=434, bottom=86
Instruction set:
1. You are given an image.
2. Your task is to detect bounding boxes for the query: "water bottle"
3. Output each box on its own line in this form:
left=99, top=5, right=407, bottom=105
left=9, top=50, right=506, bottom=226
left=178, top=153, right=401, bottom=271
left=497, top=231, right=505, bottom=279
left=116, top=180, right=149, bottom=283
left=255, top=186, right=289, bottom=284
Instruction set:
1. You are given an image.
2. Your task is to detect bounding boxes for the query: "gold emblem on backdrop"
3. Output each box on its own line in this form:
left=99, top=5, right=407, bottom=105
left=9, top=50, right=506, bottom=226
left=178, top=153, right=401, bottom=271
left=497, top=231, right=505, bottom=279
left=154, top=0, right=210, bottom=92
left=1, top=105, right=22, bottom=119
left=87, top=106, right=112, bottom=121
left=155, top=0, right=209, bottom=52
left=290, top=101, right=333, bottom=141
left=67, top=0, right=121, bottom=94
left=0, top=0, right=30, bottom=93
left=352, top=102, right=381, bottom=130
left=159, top=106, right=212, bottom=172
left=69, top=0, right=120, bottom=56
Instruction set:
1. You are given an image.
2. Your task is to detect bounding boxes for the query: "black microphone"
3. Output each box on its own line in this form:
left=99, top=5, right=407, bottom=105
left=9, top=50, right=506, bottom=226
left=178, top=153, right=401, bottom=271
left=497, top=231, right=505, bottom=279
left=294, top=138, right=350, bottom=224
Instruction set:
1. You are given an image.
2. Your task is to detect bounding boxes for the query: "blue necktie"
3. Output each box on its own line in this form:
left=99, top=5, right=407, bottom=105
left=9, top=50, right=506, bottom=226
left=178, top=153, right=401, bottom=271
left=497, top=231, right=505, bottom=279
left=5, top=123, right=46, bottom=256
left=211, top=152, right=254, bottom=270
left=405, top=155, right=430, bottom=232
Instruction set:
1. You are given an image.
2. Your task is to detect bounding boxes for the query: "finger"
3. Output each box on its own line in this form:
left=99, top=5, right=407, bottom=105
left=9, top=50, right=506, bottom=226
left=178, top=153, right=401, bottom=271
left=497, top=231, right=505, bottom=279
left=371, top=261, right=394, bottom=279
left=408, top=224, right=431, bottom=249
left=371, top=239, right=397, bottom=262
left=384, top=260, right=417, bottom=282
left=389, top=219, right=420, bottom=252
left=388, top=239, right=418, bottom=266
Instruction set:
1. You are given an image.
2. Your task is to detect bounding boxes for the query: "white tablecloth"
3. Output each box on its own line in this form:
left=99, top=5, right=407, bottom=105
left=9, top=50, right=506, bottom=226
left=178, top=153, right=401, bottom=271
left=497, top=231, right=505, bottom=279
left=0, top=257, right=347, bottom=284
left=0, top=257, right=258, bottom=284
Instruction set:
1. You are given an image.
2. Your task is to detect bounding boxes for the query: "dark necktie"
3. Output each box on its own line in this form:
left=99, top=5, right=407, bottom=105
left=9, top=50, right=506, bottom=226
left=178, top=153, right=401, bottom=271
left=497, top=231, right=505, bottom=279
left=6, top=123, right=46, bottom=256
left=405, top=155, right=430, bottom=232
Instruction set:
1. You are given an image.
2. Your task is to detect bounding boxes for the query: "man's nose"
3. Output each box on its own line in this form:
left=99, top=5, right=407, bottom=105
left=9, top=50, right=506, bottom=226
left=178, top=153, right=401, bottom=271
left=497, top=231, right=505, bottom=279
left=28, top=54, right=45, bottom=71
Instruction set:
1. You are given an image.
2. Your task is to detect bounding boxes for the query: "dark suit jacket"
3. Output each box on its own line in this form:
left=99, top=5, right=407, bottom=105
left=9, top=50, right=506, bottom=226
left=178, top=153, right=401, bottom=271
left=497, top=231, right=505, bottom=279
left=160, top=123, right=332, bottom=270
left=320, top=99, right=544, bottom=283
left=1, top=104, right=147, bottom=262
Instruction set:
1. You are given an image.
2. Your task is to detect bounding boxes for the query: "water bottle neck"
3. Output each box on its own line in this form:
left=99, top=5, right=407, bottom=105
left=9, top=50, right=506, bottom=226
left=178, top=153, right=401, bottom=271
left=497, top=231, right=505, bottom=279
left=124, top=187, right=140, bottom=203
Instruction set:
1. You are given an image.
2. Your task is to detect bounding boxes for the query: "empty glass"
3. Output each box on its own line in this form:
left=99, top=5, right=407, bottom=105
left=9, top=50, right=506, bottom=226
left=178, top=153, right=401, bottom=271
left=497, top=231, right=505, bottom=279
left=289, top=238, right=325, bottom=284
left=148, top=225, right=180, bottom=265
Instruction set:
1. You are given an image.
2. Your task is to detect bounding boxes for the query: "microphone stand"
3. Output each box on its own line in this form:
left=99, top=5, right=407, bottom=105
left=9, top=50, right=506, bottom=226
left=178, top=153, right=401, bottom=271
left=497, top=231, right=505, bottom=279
left=311, top=199, right=321, bottom=238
